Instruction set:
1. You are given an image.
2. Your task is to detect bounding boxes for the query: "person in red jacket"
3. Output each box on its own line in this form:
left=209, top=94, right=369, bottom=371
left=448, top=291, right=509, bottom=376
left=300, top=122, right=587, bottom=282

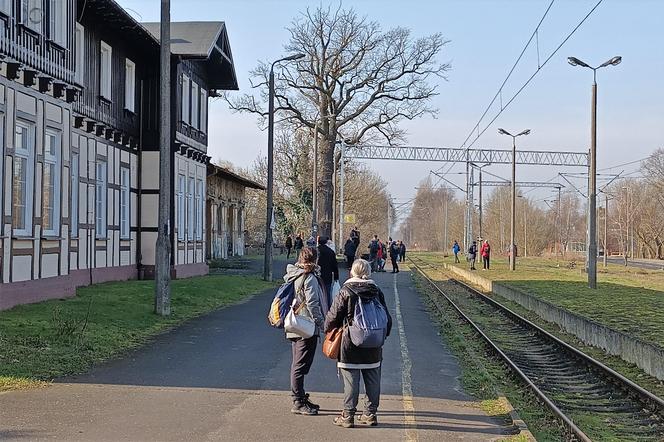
left=480, top=240, right=491, bottom=270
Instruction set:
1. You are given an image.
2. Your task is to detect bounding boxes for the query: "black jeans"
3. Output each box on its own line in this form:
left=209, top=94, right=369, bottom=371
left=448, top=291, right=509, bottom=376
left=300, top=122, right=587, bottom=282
left=286, top=247, right=292, bottom=259
left=454, top=252, right=460, bottom=263
left=391, top=256, right=399, bottom=272
left=346, top=254, right=355, bottom=269
left=290, top=336, right=318, bottom=401
left=483, top=256, right=490, bottom=269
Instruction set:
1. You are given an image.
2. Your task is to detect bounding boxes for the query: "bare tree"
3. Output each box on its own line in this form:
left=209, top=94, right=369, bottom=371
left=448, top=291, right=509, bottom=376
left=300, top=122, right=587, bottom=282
left=226, top=5, right=450, bottom=236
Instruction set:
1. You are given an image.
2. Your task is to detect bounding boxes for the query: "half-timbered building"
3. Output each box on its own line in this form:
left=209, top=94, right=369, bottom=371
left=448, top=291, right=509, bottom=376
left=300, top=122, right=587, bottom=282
left=0, top=1, right=238, bottom=310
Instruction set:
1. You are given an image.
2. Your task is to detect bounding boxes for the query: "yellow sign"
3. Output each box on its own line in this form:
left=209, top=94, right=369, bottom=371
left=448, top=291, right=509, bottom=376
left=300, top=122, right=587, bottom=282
left=344, top=214, right=356, bottom=224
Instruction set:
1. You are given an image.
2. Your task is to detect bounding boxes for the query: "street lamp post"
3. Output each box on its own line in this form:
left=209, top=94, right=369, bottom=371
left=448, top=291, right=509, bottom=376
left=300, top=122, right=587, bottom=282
left=264, top=53, right=305, bottom=282
left=568, top=55, right=621, bottom=289
left=498, top=128, right=530, bottom=271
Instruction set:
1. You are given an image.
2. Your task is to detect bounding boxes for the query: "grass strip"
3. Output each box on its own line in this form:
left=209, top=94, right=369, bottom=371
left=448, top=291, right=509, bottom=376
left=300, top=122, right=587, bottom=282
left=0, top=274, right=275, bottom=391
left=411, top=270, right=563, bottom=441
left=415, top=252, right=664, bottom=350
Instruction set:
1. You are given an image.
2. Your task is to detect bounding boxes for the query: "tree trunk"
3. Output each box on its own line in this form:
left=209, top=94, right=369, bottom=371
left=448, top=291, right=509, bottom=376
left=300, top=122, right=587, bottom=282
left=318, top=136, right=336, bottom=237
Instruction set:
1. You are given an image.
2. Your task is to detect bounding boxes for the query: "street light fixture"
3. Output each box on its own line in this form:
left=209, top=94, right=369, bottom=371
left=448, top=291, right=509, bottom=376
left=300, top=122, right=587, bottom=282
left=498, top=127, right=530, bottom=271
left=568, top=55, right=621, bottom=289
left=264, top=52, right=306, bottom=282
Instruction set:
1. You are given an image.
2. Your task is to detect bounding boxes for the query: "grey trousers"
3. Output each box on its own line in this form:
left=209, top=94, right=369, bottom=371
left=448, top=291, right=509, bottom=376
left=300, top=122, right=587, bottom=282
left=340, top=366, right=381, bottom=415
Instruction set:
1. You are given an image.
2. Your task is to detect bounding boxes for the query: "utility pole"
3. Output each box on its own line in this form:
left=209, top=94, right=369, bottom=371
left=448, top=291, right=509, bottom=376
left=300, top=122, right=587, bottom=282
left=603, top=193, right=608, bottom=267
left=478, top=167, right=483, bottom=239
left=312, top=121, right=318, bottom=237
left=557, top=186, right=562, bottom=262
left=387, top=198, right=391, bottom=240
left=443, top=188, right=449, bottom=252
left=155, top=0, right=171, bottom=316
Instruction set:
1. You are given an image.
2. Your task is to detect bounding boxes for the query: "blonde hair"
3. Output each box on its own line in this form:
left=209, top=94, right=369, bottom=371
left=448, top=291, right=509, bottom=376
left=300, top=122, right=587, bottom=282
left=351, top=259, right=371, bottom=279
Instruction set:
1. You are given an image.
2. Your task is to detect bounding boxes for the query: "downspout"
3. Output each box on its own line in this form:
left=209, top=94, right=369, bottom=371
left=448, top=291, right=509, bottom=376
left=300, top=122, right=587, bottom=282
left=136, top=78, right=144, bottom=278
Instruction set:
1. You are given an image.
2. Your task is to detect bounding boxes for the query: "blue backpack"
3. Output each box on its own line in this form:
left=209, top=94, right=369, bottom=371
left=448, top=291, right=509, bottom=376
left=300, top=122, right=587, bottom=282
left=348, top=294, right=388, bottom=348
left=268, top=279, right=298, bottom=328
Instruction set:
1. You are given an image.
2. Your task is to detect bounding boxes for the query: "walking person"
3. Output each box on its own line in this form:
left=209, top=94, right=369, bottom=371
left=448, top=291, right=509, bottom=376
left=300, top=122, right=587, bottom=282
left=468, top=240, right=478, bottom=270
left=344, top=236, right=357, bottom=269
left=481, top=239, right=491, bottom=270
left=324, top=259, right=392, bottom=428
left=294, top=234, right=304, bottom=258
left=318, top=236, right=339, bottom=308
left=389, top=240, right=400, bottom=273
left=283, top=247, right=325, bottom=415
left=399, top=241, right=406, bottom=262
left=368, top=235, right=380, bottom=271
left=452, top=240, right=461, bottom=263
left=285, top=235, right=293, bottom=260
left=350, top=226, right=361, bottom=253
left=377, top=240, right=386, bottom=272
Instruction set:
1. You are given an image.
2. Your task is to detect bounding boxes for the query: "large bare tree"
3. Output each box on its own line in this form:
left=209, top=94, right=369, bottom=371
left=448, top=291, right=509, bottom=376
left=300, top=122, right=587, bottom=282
left=226, top=5, right=450, bottom=236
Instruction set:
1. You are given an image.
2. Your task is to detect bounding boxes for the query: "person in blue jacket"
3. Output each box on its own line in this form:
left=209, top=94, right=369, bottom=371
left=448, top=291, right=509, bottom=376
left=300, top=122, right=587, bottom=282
left=452, top=240, right=461, bottom=263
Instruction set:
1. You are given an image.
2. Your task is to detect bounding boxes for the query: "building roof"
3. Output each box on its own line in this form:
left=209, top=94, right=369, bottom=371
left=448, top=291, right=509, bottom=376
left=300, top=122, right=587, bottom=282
left=142, top=21, right=238, bottom=90
left=207, top=164, right=265, bottom=191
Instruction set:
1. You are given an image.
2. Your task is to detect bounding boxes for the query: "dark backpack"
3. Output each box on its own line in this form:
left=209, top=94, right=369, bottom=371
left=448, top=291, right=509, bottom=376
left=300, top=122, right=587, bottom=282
left=369, top=240, right=379, bottom=254
left=348, top=294, right=388, bottom=348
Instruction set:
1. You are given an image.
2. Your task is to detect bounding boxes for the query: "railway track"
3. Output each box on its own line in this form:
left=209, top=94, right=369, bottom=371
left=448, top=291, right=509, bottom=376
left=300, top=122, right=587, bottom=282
left=408, top=256, right=664, bottom=441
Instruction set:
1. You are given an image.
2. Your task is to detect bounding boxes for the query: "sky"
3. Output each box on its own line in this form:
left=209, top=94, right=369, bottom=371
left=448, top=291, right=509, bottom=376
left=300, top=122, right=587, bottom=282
left=117, top=0, right=664, bottom=223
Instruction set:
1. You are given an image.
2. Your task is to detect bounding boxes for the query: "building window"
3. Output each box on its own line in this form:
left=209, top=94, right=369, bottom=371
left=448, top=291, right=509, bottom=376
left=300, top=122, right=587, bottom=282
left=95, top=160, right=107, bottom=238
left=125, top=58, right=136, bottom=112
left=42, top=129, right=61, bottom=236
left=177, top=174, right=185, bottom=240
left=191, top=82, right=199, bottom=130
left=13, top=122, right=35, bottom=236
left=181, top=74, right=190, bottom=125
left=120, top=167, right=130, bottom=239
left=71, top=152, right=79, bottom=238
left=187, top=177, right=194, bottom=240
left=200, top=88, right=207, bottom=132
left=75, top=23, right=84, bottom=85
left=100, top=41, right=112, bottom=100
left=0, top=0, right=12, bottom=15
left=196, top=179, right=204, bottom=240
left=21, top=0, right=43, bottom=33
left=48, top=0, right=66, bottom=46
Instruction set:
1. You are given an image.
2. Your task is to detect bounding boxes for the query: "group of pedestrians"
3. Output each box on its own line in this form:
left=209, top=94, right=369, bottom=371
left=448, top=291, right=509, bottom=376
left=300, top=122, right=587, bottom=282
left=285, top=234, right=304, bottom=260
left=460, top=238, right=492, bottom=271
left=367, top=236, right=405, bottom=273
left=282, top=249, right=392, bottom=428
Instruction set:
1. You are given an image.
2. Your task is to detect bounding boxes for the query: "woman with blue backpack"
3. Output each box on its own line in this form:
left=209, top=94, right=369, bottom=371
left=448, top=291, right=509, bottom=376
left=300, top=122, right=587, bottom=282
left=282, top=247, right=326, bottom=416
left=324, top=258, right=392, bottom=428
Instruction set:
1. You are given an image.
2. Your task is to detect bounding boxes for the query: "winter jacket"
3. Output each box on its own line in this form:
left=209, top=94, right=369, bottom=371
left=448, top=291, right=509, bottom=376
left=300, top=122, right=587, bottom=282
left=324, top=278, right=392, bottom=369
left=344, top=239, right=357, bottom=257
left=285, top=237, right=293, bottom=248
left=480, top=242, right=491, bottom=258
left=283, top=264, right=325, bottom=339
left=317, top=244, right=339, bottom=287
left=389, top=242, right=400, bottom=258
left=468, top=244, right=477, bottom=258
left=400, top=243, right=406, bottom=256
left=452, top=243, right=460, bottom=254
left=294, top=237, right=304, bottom=249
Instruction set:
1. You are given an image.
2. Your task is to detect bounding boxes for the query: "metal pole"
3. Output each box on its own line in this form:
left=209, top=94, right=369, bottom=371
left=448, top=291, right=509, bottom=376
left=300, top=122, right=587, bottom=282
left=387, top=198, right=391, bottom=240
left=338, top=141, right=345, bottom=250
left=312, top=121, right=318, bottom=236
left=510, top=136, right=516, bottom=271
left=155, top=0, right=171, bottom=316
left=523, top=201, right=527, bottom=258
left=603, top=193, right=608, bottom=267
left=444, top=189, right=448, bottom=252
left=263, top=67, right=275, bottom=281
left=464, top=159, right=469, bottom=251
left=478, top=167, right=483, bottom=239
left=557, top=186, right=562, bottom=262
left=588, top=75, right=597, bottom=288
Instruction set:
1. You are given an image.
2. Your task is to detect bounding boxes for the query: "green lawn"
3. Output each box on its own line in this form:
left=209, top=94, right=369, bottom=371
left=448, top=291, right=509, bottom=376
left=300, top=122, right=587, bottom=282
left=413, top=252, right=664, bottom=348
left=0, top=274, right=275, bottom=391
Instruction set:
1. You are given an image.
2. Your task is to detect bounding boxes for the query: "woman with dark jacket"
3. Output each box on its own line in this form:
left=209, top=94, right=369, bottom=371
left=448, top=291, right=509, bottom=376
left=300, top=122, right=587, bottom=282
left=324, top=259, right=392, bottom=428
left=283, top=247, right=325, bottom=416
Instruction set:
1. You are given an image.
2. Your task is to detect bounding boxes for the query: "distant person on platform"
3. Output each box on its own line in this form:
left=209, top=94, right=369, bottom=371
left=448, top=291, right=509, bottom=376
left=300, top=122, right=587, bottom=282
left=480, top=239, right=491, bottom=270
left=368, top=235, right=380, bottom=271
left=294, top=234, right=304, bottom=257
left=452, top=240, right=461, bottom=263
left=318, top=236, right=339, bottom=308
left=285, top=235, right=293, bottom=260
left=468, top=241, right=478, bottom=270
left=344, top=236, right=357, bottom=269
left=399, top=241, right=406, bottom=262
left=350, top=227, right=361, bottom=252
left=389, top=239, right=400, bottom=273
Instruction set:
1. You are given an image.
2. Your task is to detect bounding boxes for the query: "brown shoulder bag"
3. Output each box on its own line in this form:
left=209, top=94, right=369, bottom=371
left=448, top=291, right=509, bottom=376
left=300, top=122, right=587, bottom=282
left=322, top=327, right=343, bottom=359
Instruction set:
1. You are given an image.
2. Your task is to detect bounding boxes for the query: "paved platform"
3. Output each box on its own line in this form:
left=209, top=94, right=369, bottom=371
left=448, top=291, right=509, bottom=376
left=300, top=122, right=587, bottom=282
left=0, top=260, right=510, bottom=441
